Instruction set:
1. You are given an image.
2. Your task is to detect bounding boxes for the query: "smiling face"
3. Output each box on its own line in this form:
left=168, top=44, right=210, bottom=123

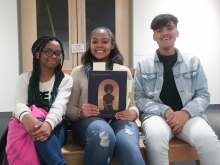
left=36, top=40, right=62, bottom=70
left=90, top=29, right=114, bottom=62
left=153, top=21, right=179, bottom=55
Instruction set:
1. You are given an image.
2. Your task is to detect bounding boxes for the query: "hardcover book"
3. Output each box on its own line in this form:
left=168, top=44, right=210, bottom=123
left=88, top=70, right=127, bottom=118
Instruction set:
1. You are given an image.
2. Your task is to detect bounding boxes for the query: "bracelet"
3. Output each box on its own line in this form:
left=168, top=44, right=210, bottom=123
left=77, top=109, right=82, bottom=119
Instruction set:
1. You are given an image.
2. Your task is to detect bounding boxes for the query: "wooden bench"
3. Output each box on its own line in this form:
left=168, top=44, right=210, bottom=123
left=62, top=69, right=200, bottom=165
left=169, top=137, right=200, bottom=165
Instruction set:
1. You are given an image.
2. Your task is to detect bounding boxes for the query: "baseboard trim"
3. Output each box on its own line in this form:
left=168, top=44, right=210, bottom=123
left=0, top=112, right=12, bottom=117
left=208, top=104, right=220, bottom=107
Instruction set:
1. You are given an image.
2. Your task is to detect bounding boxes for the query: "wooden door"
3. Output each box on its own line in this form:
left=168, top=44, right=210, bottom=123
left=19, top=0, right=131, bottom=72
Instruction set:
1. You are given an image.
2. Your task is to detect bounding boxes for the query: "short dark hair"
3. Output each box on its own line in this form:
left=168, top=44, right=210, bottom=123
left=150, top=14, right=178, bottom=30
left=81, top=27, right=124, bottom=65
left=104, top=84, right=114, bottom=93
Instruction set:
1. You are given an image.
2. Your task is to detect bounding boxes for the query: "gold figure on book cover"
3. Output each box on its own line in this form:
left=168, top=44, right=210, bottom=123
left=97, top=79, right=119, bottom=111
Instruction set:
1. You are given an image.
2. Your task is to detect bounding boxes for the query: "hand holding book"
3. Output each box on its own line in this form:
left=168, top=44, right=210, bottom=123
left=115, top=109, right=137, bottom=121
left=77, top=103, right=100, bottom=119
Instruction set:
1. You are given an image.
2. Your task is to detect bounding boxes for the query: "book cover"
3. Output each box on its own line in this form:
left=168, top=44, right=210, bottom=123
left=88, top=70, right=127, bottom=118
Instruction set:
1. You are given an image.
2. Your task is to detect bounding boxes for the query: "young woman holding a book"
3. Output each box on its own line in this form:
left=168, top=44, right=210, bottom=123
left=66, top=27, right=145, bottom=165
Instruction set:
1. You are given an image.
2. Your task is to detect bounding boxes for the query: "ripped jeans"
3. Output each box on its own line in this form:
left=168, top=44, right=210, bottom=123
left=71, top=117, right=145, bottom=165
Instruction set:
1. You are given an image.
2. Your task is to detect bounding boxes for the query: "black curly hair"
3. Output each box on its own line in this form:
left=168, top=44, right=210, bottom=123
left=104, top=84, right=114, bottom=93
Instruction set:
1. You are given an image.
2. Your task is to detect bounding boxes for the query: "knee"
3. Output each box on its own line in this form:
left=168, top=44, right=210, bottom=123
left=144, top=131, right=169, bottom=152
left=99, top=130, right=116, bottom=147
left=88, top=129, right=116, bottom=148
left=87, top=122, right=116, bottom=148
left=193, top=131, right=219, bottom=149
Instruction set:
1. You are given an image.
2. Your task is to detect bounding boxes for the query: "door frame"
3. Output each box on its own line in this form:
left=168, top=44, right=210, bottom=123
left=19, top=0, right=131, bottom=72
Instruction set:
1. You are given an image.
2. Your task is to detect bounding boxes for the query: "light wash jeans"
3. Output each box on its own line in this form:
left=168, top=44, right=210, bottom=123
left=142, top=116, right=220, bottom=165
left=34, top=119, right=67, bottom=165
left=71, top=117, right=145, bottom=165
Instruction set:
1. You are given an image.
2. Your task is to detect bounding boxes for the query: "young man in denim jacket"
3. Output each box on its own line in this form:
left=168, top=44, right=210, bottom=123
left=134, top=14, right=220, bottom=165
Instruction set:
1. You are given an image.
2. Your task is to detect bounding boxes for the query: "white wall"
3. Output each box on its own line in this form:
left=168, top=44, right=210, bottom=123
left=0, top=0, right=19, bottom=112
left=133, top=0, right=220, bottom=104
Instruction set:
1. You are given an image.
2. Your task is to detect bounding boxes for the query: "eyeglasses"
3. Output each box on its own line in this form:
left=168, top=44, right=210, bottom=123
left=42, top=49, right=63, bottom=58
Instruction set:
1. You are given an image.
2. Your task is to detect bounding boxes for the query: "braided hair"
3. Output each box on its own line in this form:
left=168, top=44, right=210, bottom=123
left=28, top=36, right=65, bottom=109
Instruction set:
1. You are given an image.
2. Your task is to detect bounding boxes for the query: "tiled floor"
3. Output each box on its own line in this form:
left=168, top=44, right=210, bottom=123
left=0, top=105, right=219, bottom=165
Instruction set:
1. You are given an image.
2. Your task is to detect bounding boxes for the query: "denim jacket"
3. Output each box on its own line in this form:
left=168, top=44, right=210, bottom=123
left=134, top=48, right=210, bottom=122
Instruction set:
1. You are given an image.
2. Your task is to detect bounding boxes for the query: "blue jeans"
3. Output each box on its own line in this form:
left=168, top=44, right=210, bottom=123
left=34, top=119, right=67, bottom=165
left=71, top=117, right=145, bottom=165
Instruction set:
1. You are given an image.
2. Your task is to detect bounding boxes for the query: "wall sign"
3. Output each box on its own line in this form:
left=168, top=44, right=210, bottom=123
left=71, top=43, right=84, bottom=53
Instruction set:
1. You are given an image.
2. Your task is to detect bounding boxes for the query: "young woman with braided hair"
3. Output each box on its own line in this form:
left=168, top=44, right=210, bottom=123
left=1, top=36, right=73, bottom=165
